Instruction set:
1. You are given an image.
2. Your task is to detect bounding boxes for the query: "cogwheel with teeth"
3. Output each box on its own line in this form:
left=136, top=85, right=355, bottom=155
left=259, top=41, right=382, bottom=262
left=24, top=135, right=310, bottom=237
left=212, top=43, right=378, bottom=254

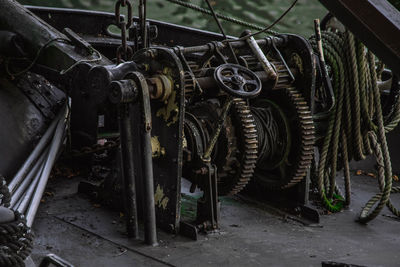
left=182, top=99, right=258, bottom=196
left=250, top=87, right=315, bottom=190
left=217, top=99, right=258, bottom=195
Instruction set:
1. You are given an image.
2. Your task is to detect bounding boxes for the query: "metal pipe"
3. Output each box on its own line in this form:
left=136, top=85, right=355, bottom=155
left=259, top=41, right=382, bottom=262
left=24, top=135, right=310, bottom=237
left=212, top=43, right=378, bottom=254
left=141, top=125, right=157, bottom=245
left=182, top=36, right=285, bottom=54
left=8, top=110, right=61, bottom=192
left=9, top=151, right=47, bottom=208
left=14, top=191, right=26, bottom=212
left=26, top=106, right=67, bottom=227
left=119, top=105, right=139, bottom=239
left=245, top=31, right=277, bottom=80
left=139, top=0, right=148, bottom=49
left=139, top=80, right=158, bottom=246
left=17, top=162, right=44, bottom=214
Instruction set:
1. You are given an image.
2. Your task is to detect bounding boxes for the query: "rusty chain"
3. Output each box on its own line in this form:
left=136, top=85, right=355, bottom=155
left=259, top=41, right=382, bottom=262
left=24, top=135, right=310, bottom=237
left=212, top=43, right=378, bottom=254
left=115, top=0, right=133, bottom=63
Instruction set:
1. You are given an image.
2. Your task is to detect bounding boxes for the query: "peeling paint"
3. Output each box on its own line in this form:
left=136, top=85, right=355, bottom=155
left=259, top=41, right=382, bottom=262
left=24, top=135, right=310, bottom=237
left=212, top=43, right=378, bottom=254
left=156, top=90, right=179, bottom=126
left=291, top=53, right=304, bottom=75
left=154, top=184, right=169, bottom=210
left=151, top=136, right=166, bottom=158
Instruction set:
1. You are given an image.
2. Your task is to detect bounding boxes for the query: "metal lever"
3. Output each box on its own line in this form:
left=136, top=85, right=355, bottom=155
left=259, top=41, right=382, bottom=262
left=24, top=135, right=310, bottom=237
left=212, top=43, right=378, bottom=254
left=110, top=72, right=158, bottom=246
left=128, top=72, right=158, bottom=246
left=243, top=30, right=277, bottom=81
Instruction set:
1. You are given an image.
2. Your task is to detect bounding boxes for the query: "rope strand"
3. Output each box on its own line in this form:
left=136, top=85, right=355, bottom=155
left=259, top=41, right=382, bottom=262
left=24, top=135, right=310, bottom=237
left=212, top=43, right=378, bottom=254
left=310, top=30, right=400, bottom=222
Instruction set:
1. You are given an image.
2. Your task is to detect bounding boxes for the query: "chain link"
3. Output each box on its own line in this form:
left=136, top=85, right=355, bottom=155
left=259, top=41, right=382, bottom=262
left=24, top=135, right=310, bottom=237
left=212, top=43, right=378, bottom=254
left=115, top=0, right=133, bottom=63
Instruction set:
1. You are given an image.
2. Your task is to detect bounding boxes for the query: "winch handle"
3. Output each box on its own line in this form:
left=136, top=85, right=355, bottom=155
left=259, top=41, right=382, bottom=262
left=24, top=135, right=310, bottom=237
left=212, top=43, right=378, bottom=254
left=214, top=63, right=262, bottom=99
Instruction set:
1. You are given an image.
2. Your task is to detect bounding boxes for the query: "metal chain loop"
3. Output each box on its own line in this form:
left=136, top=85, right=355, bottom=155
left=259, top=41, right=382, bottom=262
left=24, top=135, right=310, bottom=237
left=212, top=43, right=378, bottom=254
left=115, top=0, right=133, bottom=63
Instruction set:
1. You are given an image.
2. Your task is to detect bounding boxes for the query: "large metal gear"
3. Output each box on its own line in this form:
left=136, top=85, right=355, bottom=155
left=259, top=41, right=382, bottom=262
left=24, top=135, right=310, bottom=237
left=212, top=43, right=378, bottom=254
left=251, top=87, right=315, bottom=190
left=217, top=99, right=258, bottom=195
left=182, top=99, right=258, bottom=196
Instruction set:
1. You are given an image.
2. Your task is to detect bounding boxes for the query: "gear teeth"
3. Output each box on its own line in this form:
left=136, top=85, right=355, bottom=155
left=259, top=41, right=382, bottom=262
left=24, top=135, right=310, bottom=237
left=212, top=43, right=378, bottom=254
left=184, top=71, right=196, bottom=99
left=281, top=87, right=315, bottom=189
left=218, top=99, right=258, bottom=196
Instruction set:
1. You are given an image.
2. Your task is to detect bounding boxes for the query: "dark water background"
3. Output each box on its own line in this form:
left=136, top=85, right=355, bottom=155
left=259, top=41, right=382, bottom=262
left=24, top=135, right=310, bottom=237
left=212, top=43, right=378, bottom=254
left=20, top=0, right=328, bottom=38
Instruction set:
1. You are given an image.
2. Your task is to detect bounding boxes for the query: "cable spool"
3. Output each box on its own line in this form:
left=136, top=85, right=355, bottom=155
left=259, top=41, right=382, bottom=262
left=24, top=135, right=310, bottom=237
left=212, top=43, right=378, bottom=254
left=251, top=88, right=315, bottom=190
left=252, top=101, right=288, bottom=170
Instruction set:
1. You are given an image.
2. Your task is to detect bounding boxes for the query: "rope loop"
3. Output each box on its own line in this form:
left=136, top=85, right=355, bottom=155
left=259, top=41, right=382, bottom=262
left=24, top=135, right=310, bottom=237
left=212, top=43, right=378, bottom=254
left=310, top=28, right=400, bottom=222
left=0, top=210, right=34, bottom=267
left=0, top=176, right=10, bottom=207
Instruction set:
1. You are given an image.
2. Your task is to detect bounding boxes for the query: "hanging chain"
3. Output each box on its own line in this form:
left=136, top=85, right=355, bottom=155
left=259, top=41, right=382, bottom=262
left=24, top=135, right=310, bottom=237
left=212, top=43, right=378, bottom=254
left=115, top=0, right=133, bottom=63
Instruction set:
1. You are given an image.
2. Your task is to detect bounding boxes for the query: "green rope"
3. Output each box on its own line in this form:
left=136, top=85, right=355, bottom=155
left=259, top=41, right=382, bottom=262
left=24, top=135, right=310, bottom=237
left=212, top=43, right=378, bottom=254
left=310, top=30, right=400, bottom=222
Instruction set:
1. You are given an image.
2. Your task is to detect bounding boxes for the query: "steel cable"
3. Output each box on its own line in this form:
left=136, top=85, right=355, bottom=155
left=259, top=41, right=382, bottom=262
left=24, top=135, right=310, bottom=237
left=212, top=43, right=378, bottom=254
left=252, top=106, right=281, bottom=164
left=165, top=0, right=278, bottom=35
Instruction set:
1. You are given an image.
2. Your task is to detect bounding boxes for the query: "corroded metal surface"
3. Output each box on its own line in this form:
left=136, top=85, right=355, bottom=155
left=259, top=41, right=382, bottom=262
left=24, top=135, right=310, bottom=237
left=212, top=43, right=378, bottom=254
left=0, top=73, right=64, bottom=180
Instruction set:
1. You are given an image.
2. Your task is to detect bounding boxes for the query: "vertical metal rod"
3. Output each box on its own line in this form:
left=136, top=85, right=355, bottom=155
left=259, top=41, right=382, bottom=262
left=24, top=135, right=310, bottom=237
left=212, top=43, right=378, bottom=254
left=139, top=0, right=148, bottom=48
left=139, top=80, right=157, bottom=246
left=8, top=112, right=60, bottom=192
left=26, top=107, right=67, bottom=227
left=314, top=19, right=335, bottom=112
left=142, top=126, right=157, bottom=245
left=204, top=0, right=239, bottom=64
left=119, top=104, right=139, bottom=239
left=206, top=165, right=215, bottom=226
left=211, top=165, right=219, bottom=228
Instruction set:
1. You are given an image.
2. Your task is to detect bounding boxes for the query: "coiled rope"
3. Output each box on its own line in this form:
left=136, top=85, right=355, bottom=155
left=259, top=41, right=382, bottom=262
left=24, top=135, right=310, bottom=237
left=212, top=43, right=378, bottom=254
left=309, top=30, right=400, bottom=223
left=0, top=176, right=11, bottom=207
left=0, top=210, right=34, bottom=267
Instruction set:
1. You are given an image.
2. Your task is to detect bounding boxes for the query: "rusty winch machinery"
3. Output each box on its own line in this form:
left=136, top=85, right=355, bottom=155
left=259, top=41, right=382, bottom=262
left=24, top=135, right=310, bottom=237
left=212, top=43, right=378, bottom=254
left=73, top=25, right=317, bottom=239
left=1, top=1, right=400, bottom=265
left=0, top=0, right=318, bottom=247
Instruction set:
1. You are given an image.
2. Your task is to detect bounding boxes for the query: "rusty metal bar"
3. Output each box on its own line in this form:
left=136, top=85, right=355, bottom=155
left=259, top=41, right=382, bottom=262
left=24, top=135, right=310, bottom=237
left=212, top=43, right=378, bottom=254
left=119, top=104, right=139, bottom=239
left=26, top=106, right=67, bottom=227
left=181, top=36, right=285, bottom=54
